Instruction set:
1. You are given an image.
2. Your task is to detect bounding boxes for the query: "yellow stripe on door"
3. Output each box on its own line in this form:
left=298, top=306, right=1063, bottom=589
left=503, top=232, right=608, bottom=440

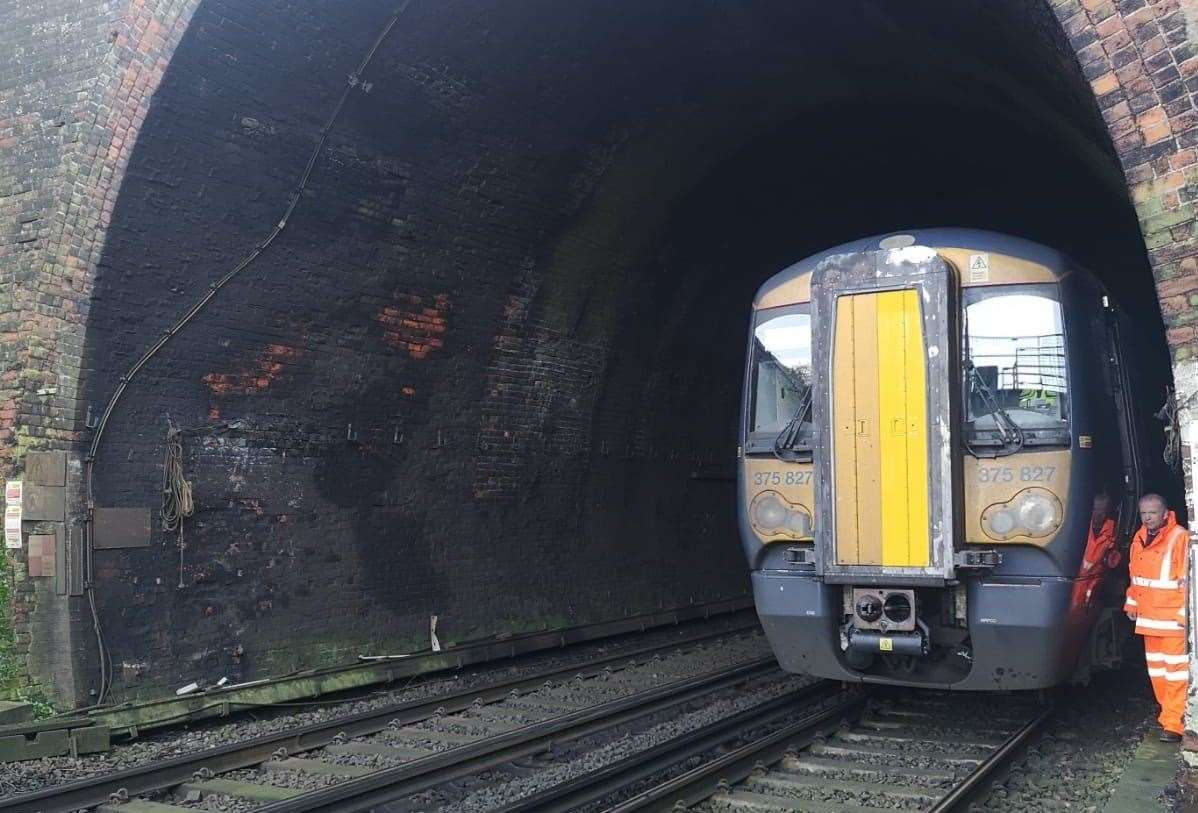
left=832, top=290, right=929, bottom=567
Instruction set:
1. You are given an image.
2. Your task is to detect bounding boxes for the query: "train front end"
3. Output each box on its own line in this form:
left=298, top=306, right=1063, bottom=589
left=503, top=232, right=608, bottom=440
left=740, top=233, right=1095, bottom=690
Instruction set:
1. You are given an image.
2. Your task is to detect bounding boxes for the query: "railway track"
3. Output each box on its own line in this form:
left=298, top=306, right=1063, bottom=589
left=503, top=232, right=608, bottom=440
left=6, top=618, right=1054, bottom=813
left=4, top=625, right=791, bottom=813
left=605, top=691, right=1054, bottom=813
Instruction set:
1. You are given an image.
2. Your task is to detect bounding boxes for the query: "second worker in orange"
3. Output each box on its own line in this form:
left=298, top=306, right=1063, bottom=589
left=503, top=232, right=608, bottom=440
left=1124, top=493, right=1190, bottom=742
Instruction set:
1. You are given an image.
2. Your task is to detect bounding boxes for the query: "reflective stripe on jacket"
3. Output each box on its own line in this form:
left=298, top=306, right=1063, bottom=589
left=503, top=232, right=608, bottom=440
left=1125, top=511, right=1189, bottom=638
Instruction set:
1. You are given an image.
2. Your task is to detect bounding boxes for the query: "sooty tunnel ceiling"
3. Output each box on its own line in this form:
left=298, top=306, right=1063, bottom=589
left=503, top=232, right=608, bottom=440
left=76, top=0, right=1164, bottom=696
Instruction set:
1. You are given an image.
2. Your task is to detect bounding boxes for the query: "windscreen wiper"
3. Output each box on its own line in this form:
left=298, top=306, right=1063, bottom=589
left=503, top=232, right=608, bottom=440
left=965, top=360, right=1024, bottom=457
left=773, top=386, right=813, bottom=461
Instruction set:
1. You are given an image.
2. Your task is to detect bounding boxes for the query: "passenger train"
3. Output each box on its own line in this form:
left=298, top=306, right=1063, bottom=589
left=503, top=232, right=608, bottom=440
left=738, top=229, right=1167, bottom=690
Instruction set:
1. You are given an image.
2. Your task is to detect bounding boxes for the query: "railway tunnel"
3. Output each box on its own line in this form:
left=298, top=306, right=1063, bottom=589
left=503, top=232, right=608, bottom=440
left=0, top=0, right=1193, bottom=724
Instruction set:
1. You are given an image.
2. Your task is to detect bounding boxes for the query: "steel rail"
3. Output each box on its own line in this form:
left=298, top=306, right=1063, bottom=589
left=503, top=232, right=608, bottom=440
left=253, top=658, right=780, bottom=813
left=606, top=697, right=1053, bottom=813
left=491, top=681, right=853, bottom=813
left=602, top=693, right=866, bottom=813
left=928, top=703, right=1055, bottom=812
left=0, top=624, right=759, bottom=813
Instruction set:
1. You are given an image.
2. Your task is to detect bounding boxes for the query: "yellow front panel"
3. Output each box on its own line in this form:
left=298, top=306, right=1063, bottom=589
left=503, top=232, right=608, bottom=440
left=833, top=290, right=930, bottom=567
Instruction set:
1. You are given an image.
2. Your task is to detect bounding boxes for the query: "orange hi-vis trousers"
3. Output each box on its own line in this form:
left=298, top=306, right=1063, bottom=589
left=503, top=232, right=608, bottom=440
left=1143, top=635, right=1188, bottom=735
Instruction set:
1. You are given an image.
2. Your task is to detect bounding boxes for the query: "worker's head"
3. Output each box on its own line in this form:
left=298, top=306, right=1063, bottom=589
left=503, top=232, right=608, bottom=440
left=1138, top=493, right=1169, bottom=533
left=1091, top=492, right=1112, bottom=526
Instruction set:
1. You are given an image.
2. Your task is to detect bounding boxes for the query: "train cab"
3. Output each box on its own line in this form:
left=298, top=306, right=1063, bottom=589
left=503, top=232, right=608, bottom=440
left=738, top=229, right=1158, bottom=690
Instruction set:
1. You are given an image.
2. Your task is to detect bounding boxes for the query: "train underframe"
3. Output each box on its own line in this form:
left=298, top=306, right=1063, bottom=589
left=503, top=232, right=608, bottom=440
left=752, top=569, right=1120, bottom=690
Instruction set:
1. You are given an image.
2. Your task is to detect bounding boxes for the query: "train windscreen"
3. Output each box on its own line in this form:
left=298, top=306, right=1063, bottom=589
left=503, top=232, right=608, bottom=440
left=747, top=305, right=812, bottom=454
left=963, top=284, right=1069, bottom=449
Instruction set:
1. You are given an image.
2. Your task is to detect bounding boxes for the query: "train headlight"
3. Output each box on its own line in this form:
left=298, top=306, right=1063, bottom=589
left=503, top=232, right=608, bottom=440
left=987, top=508, right=1017, bottom=536
left=980, top=488, right=1063, bottom=541
left=1018, top=492, right=1057, bottom=534
left=750, top=490, right=813, bottom=540
left=784, top=510, right=811, bottom=535
left=755, top=493, right=788, bottom=529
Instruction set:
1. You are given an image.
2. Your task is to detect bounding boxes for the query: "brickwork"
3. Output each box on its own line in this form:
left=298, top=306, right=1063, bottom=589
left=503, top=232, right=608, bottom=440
left=1049, top=0, right=1198, bottom=361
left=3, top=0, right=1198, bottom=712
left=0, top=0, right=198, bottom=705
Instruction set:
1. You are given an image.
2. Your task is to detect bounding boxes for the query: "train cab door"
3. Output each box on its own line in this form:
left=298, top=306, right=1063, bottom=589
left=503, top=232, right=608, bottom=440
left=810, top=247, right=963, bottom=582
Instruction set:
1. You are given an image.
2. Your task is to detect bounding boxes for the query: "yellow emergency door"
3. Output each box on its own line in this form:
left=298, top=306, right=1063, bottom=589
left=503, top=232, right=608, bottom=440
left=832, top=290, right=930, bottom=567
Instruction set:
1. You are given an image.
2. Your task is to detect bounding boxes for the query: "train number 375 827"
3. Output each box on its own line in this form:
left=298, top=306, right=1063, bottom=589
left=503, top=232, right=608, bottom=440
left=977, top=466, right=1056, bottom=484
left=752, top=470, right=813, bottom=486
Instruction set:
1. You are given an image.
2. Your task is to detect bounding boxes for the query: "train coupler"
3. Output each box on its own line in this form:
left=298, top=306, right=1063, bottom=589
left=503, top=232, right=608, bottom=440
left=844, top=628, right=929, bottom=658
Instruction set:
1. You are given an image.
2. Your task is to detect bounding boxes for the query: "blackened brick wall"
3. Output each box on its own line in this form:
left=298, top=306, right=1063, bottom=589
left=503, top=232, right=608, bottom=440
left=77, top=0, right=788, bottom=699
left=3, top=0, right=1192, bottom=706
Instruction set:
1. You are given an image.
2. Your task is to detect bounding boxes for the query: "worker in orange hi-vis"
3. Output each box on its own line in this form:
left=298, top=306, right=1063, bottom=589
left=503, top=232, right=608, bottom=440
left=1081, top=492, right=1118, bottom=576
left=1124, top=493, right=1190, bottom=742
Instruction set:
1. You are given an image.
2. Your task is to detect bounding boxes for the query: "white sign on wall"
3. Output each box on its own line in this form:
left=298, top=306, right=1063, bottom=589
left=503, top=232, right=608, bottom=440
left=4, top=505, right=21, bottom=550
left=4, top=480, right=21, bottom=549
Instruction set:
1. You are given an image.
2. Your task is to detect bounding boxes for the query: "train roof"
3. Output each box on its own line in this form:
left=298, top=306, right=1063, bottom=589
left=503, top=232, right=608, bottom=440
left=755, top=228, right=1069, bottom=308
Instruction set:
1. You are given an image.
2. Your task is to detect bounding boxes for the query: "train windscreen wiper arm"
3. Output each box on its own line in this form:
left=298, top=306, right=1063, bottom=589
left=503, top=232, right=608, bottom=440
left=773, top=387, right=813, bottom=461
left=965, top=361, right=1025, bottom=457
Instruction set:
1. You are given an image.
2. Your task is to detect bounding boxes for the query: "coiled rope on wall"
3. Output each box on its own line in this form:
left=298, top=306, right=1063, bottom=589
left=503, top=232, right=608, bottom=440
left=159, top=426, right=194, bottom=534
left=77, top=1, right=413, bottom=710
left=160, top=424, right=194, bottom=589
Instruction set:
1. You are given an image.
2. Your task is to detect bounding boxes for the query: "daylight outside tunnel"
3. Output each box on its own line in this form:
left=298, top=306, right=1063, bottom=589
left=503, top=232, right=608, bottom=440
left=0, top=0, right=1190, bottom=735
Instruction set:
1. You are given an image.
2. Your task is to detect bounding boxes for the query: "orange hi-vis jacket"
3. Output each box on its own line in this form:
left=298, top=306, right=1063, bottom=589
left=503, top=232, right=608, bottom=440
left=1124, top=511, right=1190, bottom=638
left=1081, top=517, right=1116, bottom=575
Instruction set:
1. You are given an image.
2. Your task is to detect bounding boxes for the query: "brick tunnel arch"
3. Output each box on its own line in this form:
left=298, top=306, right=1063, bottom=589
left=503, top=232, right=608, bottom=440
left=3, top=0, right=1195, bottom=705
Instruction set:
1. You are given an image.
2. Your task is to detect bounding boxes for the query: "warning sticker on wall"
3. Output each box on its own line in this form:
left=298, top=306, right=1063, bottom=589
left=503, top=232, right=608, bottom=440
left=968, top=253, right=990, bottom=283
left=5, top=480, right=21, bottom=506
left=5, top=504, right=21, bottom=549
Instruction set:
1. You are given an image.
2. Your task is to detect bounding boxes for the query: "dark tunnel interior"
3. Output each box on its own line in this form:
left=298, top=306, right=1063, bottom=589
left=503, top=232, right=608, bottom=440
left=77, top=0, right=1175, bottom=696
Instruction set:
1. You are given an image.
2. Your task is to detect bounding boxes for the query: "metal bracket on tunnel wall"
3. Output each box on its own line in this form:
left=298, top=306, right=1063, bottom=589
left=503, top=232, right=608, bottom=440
left=20, top=452, right=67, bottom=591
left=90, top=508, right=152, bottom=550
